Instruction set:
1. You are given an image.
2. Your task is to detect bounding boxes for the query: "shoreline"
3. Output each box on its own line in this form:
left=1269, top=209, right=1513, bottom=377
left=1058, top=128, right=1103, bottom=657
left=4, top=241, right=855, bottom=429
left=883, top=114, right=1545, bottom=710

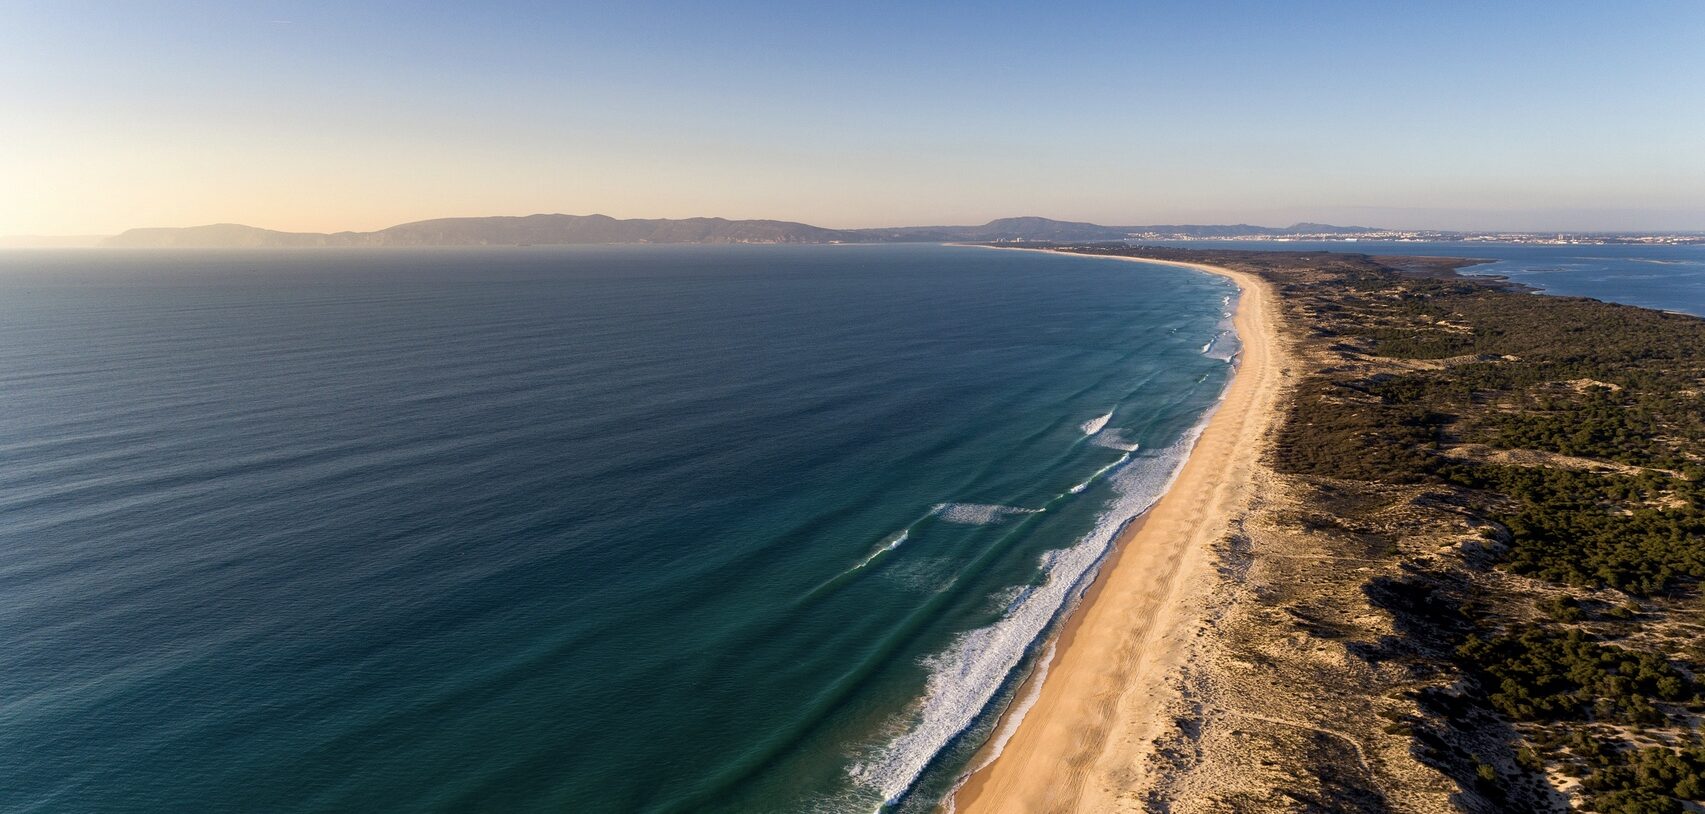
left=948, top=248, right=1286, bottom=812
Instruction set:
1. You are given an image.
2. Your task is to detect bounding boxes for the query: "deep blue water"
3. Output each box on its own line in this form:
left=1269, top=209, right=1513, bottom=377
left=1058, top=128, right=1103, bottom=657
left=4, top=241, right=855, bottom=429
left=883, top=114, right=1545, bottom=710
left=0, top=244, right=1237, bottom=812
left=1154, top=240, right=1705, bottom=316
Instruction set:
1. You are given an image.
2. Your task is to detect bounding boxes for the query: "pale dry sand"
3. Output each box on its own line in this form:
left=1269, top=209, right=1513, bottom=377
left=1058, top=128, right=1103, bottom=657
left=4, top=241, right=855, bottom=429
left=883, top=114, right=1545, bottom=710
left=952, top=252, right=1289, bottom=813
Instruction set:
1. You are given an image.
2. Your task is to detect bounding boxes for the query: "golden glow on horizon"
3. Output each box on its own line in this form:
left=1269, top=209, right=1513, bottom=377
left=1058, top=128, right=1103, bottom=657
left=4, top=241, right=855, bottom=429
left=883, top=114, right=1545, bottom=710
left=7, top=132, right=1703, bottom=238
left=6, top=103, right=1702, bottom=236
left=5, top=4, right=1702, bottom=236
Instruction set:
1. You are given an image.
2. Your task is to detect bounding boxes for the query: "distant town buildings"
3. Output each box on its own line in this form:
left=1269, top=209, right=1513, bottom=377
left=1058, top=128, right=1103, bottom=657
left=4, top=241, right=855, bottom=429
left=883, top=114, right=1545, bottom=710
left=1114, top=229, right=1704, bottom=245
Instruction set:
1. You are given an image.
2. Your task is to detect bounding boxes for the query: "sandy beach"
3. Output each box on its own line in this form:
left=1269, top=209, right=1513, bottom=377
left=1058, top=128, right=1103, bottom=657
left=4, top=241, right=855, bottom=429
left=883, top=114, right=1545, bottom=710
left=953, top=253, right=1288, bottom=813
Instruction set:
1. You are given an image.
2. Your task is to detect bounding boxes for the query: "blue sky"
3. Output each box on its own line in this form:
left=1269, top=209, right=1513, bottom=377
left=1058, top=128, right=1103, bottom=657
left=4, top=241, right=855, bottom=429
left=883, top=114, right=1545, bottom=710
left=2, top=0, right=1702, bottom=233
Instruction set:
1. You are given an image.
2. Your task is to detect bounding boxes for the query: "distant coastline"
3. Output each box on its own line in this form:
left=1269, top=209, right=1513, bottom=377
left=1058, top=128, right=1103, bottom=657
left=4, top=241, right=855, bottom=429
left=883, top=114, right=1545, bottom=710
left=6, top=213, right=1699, bottom=249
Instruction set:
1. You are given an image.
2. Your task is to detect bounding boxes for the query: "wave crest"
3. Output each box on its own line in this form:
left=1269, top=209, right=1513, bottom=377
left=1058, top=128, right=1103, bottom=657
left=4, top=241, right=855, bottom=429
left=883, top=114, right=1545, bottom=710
left=1080, top=411, right=1112, bottom=436
left=1091, top=429, right=1140, bottom=452
left=850, top=424, right=1220, bottom=806
left=931, top=503, right=1043, bottom=526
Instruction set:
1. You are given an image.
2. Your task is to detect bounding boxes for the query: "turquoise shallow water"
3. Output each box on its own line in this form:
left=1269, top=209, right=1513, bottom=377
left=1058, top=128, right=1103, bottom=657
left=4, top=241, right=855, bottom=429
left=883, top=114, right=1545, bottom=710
left=0, top=244, right=1236, bottom=812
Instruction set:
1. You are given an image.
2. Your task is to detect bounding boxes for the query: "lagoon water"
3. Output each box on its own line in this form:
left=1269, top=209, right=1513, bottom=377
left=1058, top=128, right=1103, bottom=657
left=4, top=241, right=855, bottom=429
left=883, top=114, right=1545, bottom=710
left=1157, top=240, right=1705, bottom=317
left=0, top=244, right=1237, bottom=812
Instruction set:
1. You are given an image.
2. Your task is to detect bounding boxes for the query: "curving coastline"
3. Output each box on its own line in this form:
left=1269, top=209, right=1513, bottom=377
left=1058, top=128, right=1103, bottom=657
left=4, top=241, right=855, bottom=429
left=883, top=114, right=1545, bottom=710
left=951, top=251, right=1288, bottom=813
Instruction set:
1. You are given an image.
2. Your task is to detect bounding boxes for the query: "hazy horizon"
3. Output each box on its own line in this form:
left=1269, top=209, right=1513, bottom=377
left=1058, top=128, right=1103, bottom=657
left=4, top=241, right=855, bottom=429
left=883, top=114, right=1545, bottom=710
left=5, top=1, right=1703, bottom=236
left=11, top=210, right=1705, bottom=244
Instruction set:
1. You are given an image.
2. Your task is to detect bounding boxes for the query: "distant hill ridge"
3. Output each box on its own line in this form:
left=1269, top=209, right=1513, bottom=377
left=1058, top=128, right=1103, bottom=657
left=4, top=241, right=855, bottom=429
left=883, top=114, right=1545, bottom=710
left=102, top=214, right=1378, bottom=248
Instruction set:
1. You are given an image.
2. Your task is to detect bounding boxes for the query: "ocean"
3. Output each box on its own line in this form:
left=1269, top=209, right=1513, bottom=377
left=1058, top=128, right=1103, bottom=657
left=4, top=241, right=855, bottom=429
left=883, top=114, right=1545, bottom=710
left=1153, top=240, right=1705, bottom=317
left=0, top=244, right=1238, bottom=812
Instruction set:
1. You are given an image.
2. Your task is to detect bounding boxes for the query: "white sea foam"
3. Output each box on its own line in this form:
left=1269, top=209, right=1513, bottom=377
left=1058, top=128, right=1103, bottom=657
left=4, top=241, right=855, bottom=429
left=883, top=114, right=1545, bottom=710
left=994, top=584, right=1035, bottom=615
left=1080, top=411, right=1112, bottom=436
left=813, top=525, right=923, bottom=594
left=974, top=637, right=1054, bottom=769
left=846, top=275, right=1243, bottom=805
left=1201, top=292, right=1244, bottom=363
left=1200, top=331, right=1238, bottom=362
left=931, top=503, right=1043, bottom=525
left=1200, top=326, right=1233, bottom=358
left=881, top=556, right=958, bottom=595
left=849, top=529, right=909, bottom=570
left=849, top=414, right=1222, bottom=806
left=1091, top=429, right=1141, bottom=452
left=1068, top=452, right=1132, bottom=494
left=937, top=635, right=1059, bottom=814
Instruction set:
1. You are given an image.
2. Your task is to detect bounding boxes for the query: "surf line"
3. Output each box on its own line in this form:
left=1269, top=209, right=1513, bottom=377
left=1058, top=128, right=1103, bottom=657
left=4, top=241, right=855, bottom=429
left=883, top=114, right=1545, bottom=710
left=812, top=410, right=1147, bottom=599
left=1067, top=452, right=1133, bottom=494
left=1080, top=411, right=1113, bottom=435
left=824, top=443, right=1146, bottom=589
left=849, top=428, right=1212, bottom=807
left=810, top=511, right=935, bottom=591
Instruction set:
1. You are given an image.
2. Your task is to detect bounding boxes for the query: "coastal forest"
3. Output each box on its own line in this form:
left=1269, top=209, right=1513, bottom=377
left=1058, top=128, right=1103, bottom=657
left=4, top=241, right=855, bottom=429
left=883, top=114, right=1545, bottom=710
left=1064, top=245, right=1705, bottom=814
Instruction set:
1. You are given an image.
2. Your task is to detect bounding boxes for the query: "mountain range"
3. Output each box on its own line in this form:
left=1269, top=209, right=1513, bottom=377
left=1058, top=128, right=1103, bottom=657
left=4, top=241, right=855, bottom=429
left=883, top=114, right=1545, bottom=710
left=97, top=214, right=1378, bottom=248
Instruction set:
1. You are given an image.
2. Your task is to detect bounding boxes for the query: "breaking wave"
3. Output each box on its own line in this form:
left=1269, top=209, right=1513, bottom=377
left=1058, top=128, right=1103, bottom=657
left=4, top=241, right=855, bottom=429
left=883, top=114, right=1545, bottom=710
left=851, top=529, right=910, bottom=571
left=812, top=521, right=928, bottom=595
left=848, top=417, right=1222, bottom=807
left=1080, top=411, right=1112, bottom=436
left=1200, top=292, right=1242, bottom=362
left=1091, top=429, right=1141, bottom=452
left=931, top=503, right=1044, bottom=526
left=937, top=637, right=1058, bottom=814
left=1068, top=452, right=1132, bottom=494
